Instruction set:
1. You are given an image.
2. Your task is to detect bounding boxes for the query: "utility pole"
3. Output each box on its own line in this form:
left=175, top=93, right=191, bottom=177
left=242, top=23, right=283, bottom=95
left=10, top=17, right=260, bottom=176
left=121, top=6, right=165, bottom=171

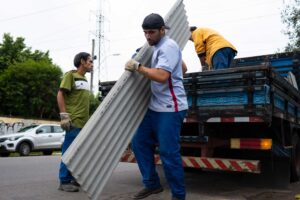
left=88, top=0, right=110, bottom=92
left=90, top=39, right=95, bottom=92
left=97, top=0, right=106, bottom=84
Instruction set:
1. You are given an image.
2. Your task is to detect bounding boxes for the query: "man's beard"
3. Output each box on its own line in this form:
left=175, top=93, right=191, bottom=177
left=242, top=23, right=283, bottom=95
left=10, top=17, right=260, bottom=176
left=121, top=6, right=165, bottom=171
left=147, top=39, right=159, bottom=46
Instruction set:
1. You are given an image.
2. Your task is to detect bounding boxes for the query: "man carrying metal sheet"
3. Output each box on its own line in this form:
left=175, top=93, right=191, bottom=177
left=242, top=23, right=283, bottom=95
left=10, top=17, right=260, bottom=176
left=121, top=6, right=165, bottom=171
left=125, top=13, right=188, bottom=200
left=57, top=52, right=93, bottom=192
left=189, top=26, right=237, bottom=71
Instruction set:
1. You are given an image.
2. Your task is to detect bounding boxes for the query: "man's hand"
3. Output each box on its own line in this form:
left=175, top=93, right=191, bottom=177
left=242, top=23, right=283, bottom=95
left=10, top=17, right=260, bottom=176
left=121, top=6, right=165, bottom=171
left=60, top=112, right=71, bottom=131
left=125, top=59, right=140, bottom=72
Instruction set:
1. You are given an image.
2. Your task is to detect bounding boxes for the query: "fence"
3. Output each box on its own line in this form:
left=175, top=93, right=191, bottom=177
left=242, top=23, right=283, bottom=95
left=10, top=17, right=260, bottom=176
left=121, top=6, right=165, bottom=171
left=0, top=117, right=59, bottom=135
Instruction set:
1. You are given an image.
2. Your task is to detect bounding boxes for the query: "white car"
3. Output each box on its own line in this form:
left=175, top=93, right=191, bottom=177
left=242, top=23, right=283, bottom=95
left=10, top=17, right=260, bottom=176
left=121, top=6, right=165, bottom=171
left=0, top=124, right=65, bottom=157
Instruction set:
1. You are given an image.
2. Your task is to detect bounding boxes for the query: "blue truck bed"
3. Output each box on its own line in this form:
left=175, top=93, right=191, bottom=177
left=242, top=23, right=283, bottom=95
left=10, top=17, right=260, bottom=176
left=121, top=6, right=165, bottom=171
left=183, top=52, right=300, bottom=124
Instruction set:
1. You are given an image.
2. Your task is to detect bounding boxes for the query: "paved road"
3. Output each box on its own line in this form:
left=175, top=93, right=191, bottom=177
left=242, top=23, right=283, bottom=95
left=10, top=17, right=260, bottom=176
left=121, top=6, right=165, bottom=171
left=0, top=156, right=299, bottom=200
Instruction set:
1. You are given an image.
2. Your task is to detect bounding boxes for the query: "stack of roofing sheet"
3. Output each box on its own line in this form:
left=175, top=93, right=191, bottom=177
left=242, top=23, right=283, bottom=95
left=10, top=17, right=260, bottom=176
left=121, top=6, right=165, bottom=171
left=62, top=0, right=190, bottom=199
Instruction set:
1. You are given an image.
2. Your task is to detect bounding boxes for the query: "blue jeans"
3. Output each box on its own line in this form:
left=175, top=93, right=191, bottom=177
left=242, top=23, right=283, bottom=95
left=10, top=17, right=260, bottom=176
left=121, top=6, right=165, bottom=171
left=132, top=109, right=187, bottom=200
left=59, top=127, right=81, bottom=184
left=212, top=47, right=237, bottom=69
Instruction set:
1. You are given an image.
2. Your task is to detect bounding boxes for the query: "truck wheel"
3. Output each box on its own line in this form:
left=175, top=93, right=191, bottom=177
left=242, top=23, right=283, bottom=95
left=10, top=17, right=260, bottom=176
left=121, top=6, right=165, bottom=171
left=19, top=142, right=31, bottom=156
left=290, top=134, right=300, bottom=182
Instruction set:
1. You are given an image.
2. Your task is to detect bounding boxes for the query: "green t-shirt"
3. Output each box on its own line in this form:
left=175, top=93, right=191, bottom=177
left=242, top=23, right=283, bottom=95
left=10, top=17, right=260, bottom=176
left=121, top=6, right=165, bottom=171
left=60, top=70, right=90, bottom=128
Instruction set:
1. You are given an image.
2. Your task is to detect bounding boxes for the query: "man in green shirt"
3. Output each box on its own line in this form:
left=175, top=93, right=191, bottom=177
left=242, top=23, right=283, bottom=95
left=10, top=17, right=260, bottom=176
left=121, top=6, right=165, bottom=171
left=57, top=52, right=93, bottom=192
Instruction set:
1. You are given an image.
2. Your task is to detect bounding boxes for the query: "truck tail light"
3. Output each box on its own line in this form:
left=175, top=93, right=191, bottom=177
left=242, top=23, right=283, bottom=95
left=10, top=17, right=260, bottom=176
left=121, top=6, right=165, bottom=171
left=231, top=138, right=272, bottom=150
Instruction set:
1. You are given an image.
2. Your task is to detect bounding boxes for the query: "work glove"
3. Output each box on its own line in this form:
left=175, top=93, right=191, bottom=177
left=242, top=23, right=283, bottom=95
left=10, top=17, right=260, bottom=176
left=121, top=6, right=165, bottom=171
left=60, top=112, right=72, bottom=131
left=125, top=59, right=140, bottom=72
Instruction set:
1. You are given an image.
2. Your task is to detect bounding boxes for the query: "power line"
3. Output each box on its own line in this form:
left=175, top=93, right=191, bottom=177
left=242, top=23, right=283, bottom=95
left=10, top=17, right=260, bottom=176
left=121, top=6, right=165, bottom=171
left=48, top=43, right=90, bottom=52
left=30, top=23, right=90, bottom=45
left=0, top=0, right=85, bottom=23
left=32, top=20, right=89, bottom=41
left=208, top=12, right=280, bottom=26
left=193, top=0, right=281, bottom=15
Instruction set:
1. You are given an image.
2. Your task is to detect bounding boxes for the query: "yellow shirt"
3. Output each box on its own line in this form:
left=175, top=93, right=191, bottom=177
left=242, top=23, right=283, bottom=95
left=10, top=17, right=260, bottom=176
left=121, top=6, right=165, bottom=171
left=191, top=28, right=237, bottom=68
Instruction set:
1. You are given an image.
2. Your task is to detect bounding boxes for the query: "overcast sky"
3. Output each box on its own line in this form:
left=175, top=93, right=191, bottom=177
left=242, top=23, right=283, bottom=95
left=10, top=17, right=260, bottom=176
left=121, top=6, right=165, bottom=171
left=0, top=0, right=290, bottom=92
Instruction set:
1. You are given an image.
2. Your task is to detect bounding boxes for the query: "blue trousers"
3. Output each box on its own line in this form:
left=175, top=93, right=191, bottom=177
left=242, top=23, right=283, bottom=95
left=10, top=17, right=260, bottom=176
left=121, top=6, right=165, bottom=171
left=212, top=47, right=236, bottom=69
left=132, top=109, right=187, bottom=200
left=59, top=127, right=81, bottom=184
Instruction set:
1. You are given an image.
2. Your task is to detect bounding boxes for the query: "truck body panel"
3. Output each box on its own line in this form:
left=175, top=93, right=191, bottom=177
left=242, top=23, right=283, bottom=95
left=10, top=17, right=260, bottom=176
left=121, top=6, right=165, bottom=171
left=101, top=52, right=300, bottom=181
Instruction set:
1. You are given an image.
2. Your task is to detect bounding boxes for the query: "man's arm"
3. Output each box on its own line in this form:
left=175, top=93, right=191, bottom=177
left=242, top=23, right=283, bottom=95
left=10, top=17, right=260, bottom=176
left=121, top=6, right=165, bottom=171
left=198, top=54, right=206, bottom=66
left=182, top=60, right=187, bottom=74
left=124, top=58, right=171, bottom=83
left=57, top=89, right=72, bottom=131
left=137, top=65, right=170, bottom=83
left=57, top=90, right=66, bottom=112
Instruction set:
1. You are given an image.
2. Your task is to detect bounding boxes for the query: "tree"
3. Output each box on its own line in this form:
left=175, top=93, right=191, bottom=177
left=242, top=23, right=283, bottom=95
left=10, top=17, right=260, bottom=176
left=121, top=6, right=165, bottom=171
left=0, top=59, right=62, bottom=119
left=0, top=33, right=27, bottom=72
left=0, top=33, right=99, bottom=120
left=0, top=33, right=63, bottom=119
left=281, top=0, right=300, bottom=52
left=0, top=33, right=52, bottom=72
left=89, top=92, right=101, bottom=115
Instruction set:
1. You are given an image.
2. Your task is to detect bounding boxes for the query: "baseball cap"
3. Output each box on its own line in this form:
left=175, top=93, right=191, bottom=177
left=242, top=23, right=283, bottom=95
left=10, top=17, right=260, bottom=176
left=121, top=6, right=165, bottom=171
left=142, top=13, right=170, bottom=30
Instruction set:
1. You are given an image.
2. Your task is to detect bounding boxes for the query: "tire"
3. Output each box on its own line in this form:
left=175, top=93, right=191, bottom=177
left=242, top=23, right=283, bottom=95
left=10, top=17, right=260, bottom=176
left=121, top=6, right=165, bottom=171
left=0, top=152, right=10, bottom=157
left=42, top=150, right=53, bottom=155
left=260, top=156, right=290, bottom=187
left=18, top=142, right=31, bottom=156
left=290, top=134, right=300, bottom=182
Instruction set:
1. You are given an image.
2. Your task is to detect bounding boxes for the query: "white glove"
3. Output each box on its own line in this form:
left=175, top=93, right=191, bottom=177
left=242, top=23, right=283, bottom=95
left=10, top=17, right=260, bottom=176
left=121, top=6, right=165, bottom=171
left=125, top=59, right=140, bottom=72
left=60, top=112, right=71, bottom=131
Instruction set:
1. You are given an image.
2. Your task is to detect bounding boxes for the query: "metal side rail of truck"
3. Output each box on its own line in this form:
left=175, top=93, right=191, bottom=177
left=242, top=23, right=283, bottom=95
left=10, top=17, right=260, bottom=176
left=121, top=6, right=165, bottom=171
left=100, top=52, right=300, bottom=184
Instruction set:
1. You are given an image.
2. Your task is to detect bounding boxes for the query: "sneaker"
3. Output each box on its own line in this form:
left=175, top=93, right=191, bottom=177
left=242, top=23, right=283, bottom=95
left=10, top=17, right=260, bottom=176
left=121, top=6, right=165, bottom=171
left=133, top=187, right=163, bottom=199
left=58, top=183, right=79, bottom=192
left=71, top=180, right=80, bottom=187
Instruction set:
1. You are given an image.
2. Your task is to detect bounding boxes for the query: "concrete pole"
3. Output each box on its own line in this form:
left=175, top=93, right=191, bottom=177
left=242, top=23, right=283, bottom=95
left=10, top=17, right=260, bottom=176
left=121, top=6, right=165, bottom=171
left=90, top=39, right=95, bottom=92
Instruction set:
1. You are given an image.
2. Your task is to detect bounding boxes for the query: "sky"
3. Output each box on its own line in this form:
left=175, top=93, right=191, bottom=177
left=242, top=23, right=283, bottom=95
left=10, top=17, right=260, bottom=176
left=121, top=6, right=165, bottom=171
left=0, top=0, right=290, bottom=93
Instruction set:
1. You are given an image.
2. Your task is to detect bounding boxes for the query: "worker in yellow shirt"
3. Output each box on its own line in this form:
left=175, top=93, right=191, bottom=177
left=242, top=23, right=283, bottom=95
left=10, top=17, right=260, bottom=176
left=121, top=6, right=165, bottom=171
left=189, top=27, right=237, bottom=71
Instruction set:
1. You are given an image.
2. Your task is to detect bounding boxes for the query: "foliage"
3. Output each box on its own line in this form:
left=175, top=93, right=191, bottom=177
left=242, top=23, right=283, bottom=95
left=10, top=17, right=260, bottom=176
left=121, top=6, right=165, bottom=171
left=0, top=33, right=62, bottom=119
left=281, top=0, right=300, bottom=52
left=0, top=33, right=26, bottom=72
left=89, top=92, right=101, bottom=115
left=0, top=33, right=100, bottom=120
left=0, top=60, right=62, bottom=119
left=0, top=33, right=52, bottom=72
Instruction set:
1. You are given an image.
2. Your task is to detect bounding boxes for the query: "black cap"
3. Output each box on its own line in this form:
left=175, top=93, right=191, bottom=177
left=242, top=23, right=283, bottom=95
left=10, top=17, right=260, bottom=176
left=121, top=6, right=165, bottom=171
left=142, top=13, right=170, bottom=30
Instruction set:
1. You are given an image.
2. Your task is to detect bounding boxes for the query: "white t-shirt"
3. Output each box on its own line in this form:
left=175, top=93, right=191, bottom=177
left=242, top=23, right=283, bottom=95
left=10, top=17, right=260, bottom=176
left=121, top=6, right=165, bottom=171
left=148, top=36, right=188, bottom=112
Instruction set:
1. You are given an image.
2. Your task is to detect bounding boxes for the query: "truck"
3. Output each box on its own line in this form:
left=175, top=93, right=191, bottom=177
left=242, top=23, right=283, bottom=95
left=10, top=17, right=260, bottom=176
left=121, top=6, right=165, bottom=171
left=100, top=51, right=300, bottom=184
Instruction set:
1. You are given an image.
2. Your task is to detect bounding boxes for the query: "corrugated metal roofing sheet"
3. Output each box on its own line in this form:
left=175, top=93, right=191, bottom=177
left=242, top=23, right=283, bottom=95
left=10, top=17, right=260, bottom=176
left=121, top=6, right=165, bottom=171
left=62, top=0, right=190, bottom=199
